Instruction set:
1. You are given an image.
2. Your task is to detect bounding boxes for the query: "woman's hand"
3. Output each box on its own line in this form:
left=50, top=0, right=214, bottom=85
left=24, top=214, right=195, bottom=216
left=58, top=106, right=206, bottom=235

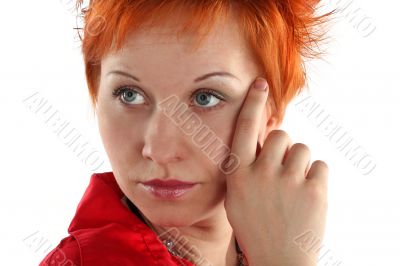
left=223, top=78, right=329, bottom=266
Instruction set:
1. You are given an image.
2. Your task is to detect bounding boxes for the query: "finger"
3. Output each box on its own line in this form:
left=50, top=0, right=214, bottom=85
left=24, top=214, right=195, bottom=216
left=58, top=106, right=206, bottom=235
left=229, top=78, right=269, bottom=168
left=306, top=160, right=329, bottom=189
left=282, top=143, right=311, bottom=181
left=258, top=129, right=292, bottom=167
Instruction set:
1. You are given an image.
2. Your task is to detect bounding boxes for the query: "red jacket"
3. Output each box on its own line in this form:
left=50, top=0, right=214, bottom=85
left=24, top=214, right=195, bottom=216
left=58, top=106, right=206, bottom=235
left=39, top=172, right=194, bottom=266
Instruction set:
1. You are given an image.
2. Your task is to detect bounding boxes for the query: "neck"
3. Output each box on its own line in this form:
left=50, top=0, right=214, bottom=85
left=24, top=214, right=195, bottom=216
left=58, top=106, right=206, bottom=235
left=153, top=211, right=238, bottom=266
left=122, top=196, right=238, bottom=266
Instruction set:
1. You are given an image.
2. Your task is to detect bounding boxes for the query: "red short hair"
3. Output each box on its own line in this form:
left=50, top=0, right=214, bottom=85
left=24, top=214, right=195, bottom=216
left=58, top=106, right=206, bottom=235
left=76, top=0, right=333, bottom=124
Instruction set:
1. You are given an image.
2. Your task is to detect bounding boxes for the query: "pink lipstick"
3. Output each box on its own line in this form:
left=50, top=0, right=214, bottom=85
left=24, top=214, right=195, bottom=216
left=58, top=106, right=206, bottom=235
left=140, top=179, right=198, bottom=200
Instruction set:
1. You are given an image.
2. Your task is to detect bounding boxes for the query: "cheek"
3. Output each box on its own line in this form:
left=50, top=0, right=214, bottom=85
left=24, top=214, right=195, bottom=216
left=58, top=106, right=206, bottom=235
left=201, top=109, right=239, bottom=146
left=194, top=110, right=238, bottom=179
left=206, top=118, right=233, bottom=140
left=98, top=110, right=143, bottom=163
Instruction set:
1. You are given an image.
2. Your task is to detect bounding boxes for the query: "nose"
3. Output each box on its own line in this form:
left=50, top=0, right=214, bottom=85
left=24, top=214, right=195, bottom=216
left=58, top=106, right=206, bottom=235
left=141, top=108, right=188, bottom=165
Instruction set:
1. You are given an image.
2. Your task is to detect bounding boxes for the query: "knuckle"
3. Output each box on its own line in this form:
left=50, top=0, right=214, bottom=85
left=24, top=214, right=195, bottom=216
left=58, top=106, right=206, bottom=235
left=306, top=182, right=327, bottom=203
left=237, top=117, right=255, bottom=134
left=282, top=175, right=299, bottom=190
left=282, top=167, right=300, bottom=179
left=268, top=129, right=290, bottom=142
left=314, top=160, right=329, bottom=171
left=257, top=162, right=275, bottom=178
left=292, top=143, right=310, bottom=153
left=310, top=160, right=329, bottom=177
left=269, top=129, right=286, bottom=137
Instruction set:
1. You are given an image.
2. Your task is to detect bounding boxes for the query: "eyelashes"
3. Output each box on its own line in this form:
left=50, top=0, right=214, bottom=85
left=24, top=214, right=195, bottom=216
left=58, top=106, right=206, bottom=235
left=111, top=86, right=227, bottom=112
left=112, top=87, right=145, bottom=105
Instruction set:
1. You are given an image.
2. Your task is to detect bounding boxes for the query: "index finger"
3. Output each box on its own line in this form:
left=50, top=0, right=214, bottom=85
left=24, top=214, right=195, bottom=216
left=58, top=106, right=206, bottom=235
left=229, top=77, right=269, bottom=169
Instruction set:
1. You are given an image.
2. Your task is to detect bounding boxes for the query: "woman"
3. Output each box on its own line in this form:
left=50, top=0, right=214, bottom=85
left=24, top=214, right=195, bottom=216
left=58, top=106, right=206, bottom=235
left=40, top=1, right=332, bottom=265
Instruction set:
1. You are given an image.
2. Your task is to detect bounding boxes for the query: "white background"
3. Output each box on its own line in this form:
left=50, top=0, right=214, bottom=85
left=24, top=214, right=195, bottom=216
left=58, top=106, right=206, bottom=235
left=0, top=0, right=399, bottom=265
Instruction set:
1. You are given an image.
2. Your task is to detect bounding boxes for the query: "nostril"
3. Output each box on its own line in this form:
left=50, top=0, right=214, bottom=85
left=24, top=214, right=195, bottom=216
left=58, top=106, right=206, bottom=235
left=141, top=142, right=183, bottom=165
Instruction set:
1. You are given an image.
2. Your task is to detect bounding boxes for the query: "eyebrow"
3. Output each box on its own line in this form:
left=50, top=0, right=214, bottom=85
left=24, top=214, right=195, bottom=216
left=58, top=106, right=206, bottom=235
left=106, top=70, right=240, bottom=83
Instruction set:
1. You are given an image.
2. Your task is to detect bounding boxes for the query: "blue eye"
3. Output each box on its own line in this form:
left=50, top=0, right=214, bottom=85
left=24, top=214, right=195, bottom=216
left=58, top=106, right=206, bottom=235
left=112, top=86, right=145, bottom=105
left=112, top=86, right=226, bottom=111
left=193, top=89, right=225, bottom=109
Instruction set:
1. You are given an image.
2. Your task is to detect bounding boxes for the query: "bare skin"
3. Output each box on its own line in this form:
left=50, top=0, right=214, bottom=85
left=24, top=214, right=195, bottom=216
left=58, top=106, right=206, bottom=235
left=224, top=81, right=329, bottom=266
left=96, top=8, right=328, bottom=266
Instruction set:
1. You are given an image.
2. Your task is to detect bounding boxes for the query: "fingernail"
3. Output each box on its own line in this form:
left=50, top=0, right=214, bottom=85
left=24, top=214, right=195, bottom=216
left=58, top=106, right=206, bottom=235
left=254, top=78, right=268, bottom=91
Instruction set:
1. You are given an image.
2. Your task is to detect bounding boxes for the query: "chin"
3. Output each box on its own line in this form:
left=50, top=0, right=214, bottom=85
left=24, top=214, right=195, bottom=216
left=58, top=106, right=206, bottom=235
left=145, top=208, right=196, bottom=228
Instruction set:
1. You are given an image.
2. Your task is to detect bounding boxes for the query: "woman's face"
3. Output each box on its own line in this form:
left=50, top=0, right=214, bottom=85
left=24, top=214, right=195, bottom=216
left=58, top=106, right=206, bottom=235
left=97, top=14, right=266, bottom=227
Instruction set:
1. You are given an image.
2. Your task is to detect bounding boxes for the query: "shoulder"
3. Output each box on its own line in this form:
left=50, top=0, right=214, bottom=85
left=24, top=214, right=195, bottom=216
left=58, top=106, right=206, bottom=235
left=39, top=236, right=80, bottom=266
left=39, top=226, right=154, bottom=266
left=39, top=226, right=194, bottom=266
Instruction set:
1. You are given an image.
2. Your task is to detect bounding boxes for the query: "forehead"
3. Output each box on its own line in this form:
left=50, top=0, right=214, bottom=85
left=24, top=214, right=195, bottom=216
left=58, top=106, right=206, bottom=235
left=102, top=14, right=252, bottom=72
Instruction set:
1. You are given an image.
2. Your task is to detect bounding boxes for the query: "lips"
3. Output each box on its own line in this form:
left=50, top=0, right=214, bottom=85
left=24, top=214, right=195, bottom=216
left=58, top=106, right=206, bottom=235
left=141, top=178, right=197, bottom=188
left=140, top=178, right=198, bottom=199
